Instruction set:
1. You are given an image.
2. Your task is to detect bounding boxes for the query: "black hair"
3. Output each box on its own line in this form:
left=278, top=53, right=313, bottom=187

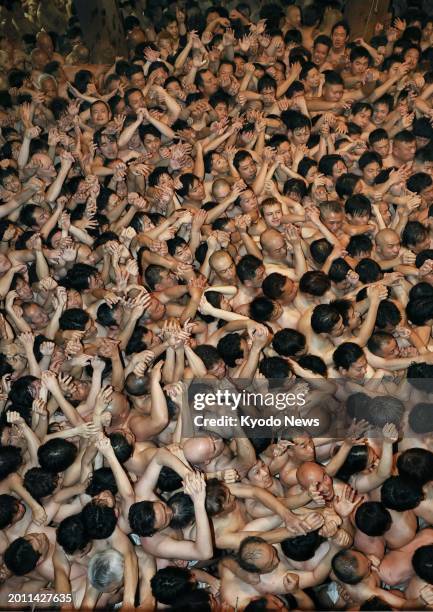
left=81, top=500, right=117, bottom=538
left=57, top=513, right=90, bottom=554
left=259, top=356, right=291, bottom=381
left=299, top=271, right=330, bottom=296
left=86, top=467, right=118, bottom=496
left=397, top=448, right=433, bottom=485
left=108, top=432, right=133, bottom=464
left=333, top=342, right=364, bottom=371
left=60, top=263, right=98, bottom=291
left=281, top=530, right=324, bottom=561
left=0, top=494, right=19, bottom=529
left=38, top=439, right=77, bottom=473
left=250, top=296, right=276, bottom=323
left=157, top=466, right=183, bottom=493
left=331, top=550, right=364, bottom=585
left=381, top=476, right=423, bottom=511
left=128, top=500, right=157, bottom=537
left=368, top=395, right=404, bottom=427
left=347, top=234, right=373, bottom=258
left=311, top=304, right=341, bottom=334
left=23, top=467, right=58, bottom=501
left=168, top=492, right=195, bottom=529
left=335, top=444, right=369, bottom=482
left=310, top=238, right=333, bottom=265
left=273, top=329, right=305, bottom=357
left=150, top=566, right=194, bottom=605
left=4, top=537, right=41, bottom=576
left=375, top=300, right=401, bottom=329
left=217, top=333, right=244, bottom=367
left=412, top=545, right=433, bottom=584
left=355, top=501, right=392, bottom=536
left=360, top=597, right=393, bottom=611
left=355, top=257, right=383, bottom=284
left=236, top=255, right=263, bottom=283
left=0, top=445, right=22, bottom=481
left=298, top=354, right=328, bottom=376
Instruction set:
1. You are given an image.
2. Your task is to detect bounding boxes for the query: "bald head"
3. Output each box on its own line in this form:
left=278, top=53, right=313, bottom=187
left=212, top=178, right=231, bottom=200
left=296, top=461, right=326, bottom=488
left=183, top=436, right=218, bottom=465
left=375, top=229, right=400, bottom=260
left=261, top=229, right=284, bottom=251
left=209, top=250, right=236, bottom=282
left=297, top=461, right=334, bottom=501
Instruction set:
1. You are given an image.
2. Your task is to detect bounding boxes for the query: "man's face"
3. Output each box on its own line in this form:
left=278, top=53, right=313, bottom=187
left=238, top=156, right=257, bottom=182
left=292, top=435, right=315, bottom=462
left=212, top=153, right=229, bottom=174
left=372, top=138, right=390, bottom=158
left=199, top=70, right=218, bottom=96
left=143, top=134, right=161, bottom=155
left=248, top=460, right=273, bottom=488
left=99, top=134, right=118, bottom=160
left=218, top=63, right=234, bottom=80
left=346, top=355, right=367, bottom=382
left=393, top=139, right=416, bottom=163
left=128, top=91, right=145, bottom=112
left=248, top=542, right=280, bottom=574
left=287, top=5, right=301, bottom=27
left=380, top=338, right=400, bottom=359
left=321, top=211, right=343, bottom=234
left=146, top=295, right=167, bottom=320
left=209, top=359, right=226, bottom=379
left=3, top=173, right=20, bottom=193
left=304, top=67, right=321, bottom=89
left=404, top=48, right=419, bottom=70
left=264, top=234, right=287, bottom=261
left=263, top=203, right=283, bottom=229
left=313, top=43, right=329, bottom=66
left=372, top=103, right=389, bottom=126
left=174, top=243, right=193, bottom=264
left=214, top=102, right=228, bottom=121
left=212, top=254, right=236, bottom=282
left=262, top=87, right=276, bottom=107
left=25, top=303, right=49, bottom=329
left=292, top=126, right=310, bottom=146
left=376, top=234, right=400, bottom=259
left=324, top=83, right=344, bottom=102
left=234, top=56, right=246, bottom=78
left=352, top=109, right=372, bottom=130
left=332, top=26, right=348, bottom=50
left=421, top=183, right=433, bottom=206
left=330, top=315, right=345, bottom=337
left=362, top=161, right=380, bottom=185
left=188, top=178, right=205, bottom=202
left=240, top=189, right=257, bottom=213
left=91, top=102, right=110, bottom=126
left=351, top=56, right=369, bottom=76
left=166, top=20, right=179, bottom=39
left=332, top=160, right=347, bottom=179
left=153, top=500, right=173, bottom=531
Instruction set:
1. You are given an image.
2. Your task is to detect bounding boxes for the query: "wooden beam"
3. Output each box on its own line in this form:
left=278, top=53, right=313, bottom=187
left=74, top=0, right=127, bottom=63
left=344, top=0, right=391, bottom=41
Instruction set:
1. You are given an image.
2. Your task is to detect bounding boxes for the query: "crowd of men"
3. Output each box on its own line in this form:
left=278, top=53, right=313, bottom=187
left=2, top=0, right=433, bottom=609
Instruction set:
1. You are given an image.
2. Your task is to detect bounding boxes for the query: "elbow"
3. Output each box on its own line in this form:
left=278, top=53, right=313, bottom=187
left=197, top=543, right=214, bottom=560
